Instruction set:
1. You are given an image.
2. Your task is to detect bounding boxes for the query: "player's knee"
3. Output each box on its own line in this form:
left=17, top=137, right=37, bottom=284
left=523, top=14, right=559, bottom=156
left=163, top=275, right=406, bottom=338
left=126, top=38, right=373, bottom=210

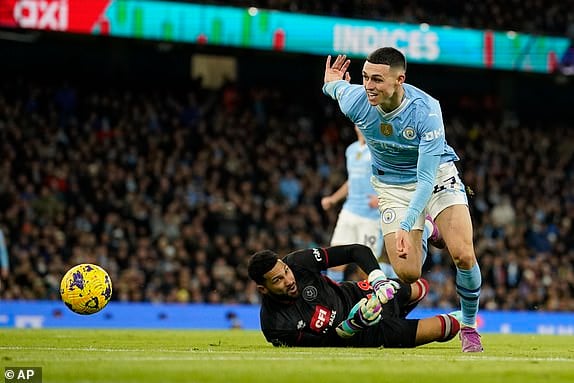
left=449, top=246, right=476, bottom=269
left=396, top=268, right=422, bottom=284
left=452, top=254, right=476, bottom=269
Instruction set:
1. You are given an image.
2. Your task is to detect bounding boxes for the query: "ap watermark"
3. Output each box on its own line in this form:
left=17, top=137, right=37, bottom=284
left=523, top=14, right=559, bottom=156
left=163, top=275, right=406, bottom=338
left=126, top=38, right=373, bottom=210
left=4, top=367, right=42, bottom=383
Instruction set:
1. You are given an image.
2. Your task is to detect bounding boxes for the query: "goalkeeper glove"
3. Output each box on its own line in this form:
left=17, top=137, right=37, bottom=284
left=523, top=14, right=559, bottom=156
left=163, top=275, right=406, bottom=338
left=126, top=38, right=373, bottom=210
left=335, top=295, right=382, bottom=338
left=368, top=269, right=400, bottom=305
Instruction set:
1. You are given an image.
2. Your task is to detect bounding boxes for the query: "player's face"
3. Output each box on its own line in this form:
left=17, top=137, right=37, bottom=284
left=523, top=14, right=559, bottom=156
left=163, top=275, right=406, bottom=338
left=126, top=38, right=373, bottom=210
left=261, top=260, right=299, bottom=299
left=361, top=61, right=404, bottom=106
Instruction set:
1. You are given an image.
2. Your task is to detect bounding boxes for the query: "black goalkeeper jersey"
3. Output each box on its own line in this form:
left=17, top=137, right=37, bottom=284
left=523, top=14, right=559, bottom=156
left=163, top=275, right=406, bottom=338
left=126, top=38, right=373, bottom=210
left=259, top=245, right=414, bottom=347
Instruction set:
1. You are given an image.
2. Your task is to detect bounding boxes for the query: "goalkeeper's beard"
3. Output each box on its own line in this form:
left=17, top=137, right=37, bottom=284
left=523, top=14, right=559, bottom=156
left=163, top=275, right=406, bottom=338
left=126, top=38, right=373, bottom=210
left=268, top=283, right=299, bottom=301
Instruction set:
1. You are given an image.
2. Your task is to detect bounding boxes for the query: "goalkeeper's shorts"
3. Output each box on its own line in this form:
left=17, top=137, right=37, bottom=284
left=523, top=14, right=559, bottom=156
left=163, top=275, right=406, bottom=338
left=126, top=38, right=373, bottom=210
left=380, top=317, right=419, bottom=348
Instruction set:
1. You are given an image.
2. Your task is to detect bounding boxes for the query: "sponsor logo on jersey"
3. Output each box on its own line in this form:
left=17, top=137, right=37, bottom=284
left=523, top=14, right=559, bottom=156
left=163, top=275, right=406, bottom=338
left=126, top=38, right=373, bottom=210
left=302, top=286, right=318, bottom=301
left=402, top=127, right=416, bottom=140
left=312, top=248, right=322, bottom=262
left=423, top=129, right=444, bottom=141
left=380, top=123, right=393, bottom=136
left=297, top=320, right=306, bottom=330
left=382, top=208, right=396, bottom=224
left=309, top=305, right=336, bottom=333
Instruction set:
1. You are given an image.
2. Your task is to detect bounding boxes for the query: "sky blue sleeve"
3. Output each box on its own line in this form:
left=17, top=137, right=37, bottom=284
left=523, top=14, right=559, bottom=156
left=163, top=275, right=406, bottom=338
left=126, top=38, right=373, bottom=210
left=323, top=82, right=370, bottom=125
left=0, top=230, right=8, bottom=270
left=322, top=80, right=349, bottom=100
left=400, top=153, right=441, bottom=231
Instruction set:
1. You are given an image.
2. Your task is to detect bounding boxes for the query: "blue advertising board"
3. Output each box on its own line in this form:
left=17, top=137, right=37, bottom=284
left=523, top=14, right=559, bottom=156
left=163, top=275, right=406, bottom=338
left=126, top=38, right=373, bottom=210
left=1, top=301, right=573, bottom=334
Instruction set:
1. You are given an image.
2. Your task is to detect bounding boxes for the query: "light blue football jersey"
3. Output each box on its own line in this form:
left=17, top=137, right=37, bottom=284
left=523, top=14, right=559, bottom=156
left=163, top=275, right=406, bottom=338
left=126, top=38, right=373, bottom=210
left=326, top=81, right=459, bottom=185
left=343, top=141, right=380, bottom=220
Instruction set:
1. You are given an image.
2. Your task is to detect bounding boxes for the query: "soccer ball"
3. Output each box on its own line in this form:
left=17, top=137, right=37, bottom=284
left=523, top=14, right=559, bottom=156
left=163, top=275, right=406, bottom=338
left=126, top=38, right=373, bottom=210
left=60, top=264, right=112, bottom=315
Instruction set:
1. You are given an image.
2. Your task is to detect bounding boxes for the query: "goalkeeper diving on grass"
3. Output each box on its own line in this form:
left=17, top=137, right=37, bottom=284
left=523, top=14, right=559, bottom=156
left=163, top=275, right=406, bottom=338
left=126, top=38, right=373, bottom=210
left=248, top=244, right=459, bottom=347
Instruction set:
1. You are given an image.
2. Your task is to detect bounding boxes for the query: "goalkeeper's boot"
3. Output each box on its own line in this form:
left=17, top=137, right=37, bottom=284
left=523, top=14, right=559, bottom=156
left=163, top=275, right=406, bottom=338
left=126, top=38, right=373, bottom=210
left=425, top=215, right=446, bottom=249
left=460, top=326, right=484, bottom=352
left=400, top=278, right=429, bottom=318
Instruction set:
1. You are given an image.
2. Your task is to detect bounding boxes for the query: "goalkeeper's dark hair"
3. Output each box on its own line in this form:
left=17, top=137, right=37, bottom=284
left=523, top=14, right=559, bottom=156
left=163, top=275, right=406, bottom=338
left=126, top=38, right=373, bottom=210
left=367, top=47, right=406, bottom=72
left=248, top=250, right=279, bottom=285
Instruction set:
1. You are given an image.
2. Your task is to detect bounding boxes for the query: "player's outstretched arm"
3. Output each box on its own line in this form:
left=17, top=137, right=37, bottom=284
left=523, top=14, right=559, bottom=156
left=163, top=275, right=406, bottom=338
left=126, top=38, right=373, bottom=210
left=321, top=181, right=349, bottom=210
left=323, top=244, right=379, bottom=273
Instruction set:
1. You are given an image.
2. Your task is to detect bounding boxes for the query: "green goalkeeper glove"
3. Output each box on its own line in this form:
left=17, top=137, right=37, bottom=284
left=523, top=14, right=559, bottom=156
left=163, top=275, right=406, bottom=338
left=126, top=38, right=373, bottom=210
left=335, top=295, right=382, bottom=338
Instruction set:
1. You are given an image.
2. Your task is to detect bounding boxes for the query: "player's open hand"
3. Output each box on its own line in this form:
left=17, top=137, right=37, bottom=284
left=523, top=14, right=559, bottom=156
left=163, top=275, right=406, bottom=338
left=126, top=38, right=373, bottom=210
left=395, top=229, right=412, bottom=258
left=324, top=55, right=351, bottom=84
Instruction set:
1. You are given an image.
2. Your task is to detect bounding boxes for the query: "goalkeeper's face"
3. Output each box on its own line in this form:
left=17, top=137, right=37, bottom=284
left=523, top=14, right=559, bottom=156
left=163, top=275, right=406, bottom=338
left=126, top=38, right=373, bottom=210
left=259, top=260, right=299, bottom=300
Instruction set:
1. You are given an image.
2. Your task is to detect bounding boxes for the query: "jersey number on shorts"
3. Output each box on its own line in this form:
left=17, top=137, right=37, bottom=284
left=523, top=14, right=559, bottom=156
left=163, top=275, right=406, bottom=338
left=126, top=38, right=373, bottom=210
left=363, top=234, right=377, bottom=247
left=433, top=175, right=459, bottom=194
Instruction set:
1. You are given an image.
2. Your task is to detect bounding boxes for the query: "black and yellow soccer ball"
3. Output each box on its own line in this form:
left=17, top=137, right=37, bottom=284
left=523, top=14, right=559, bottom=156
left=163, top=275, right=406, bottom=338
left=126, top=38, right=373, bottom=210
left=60, top=264, right=112, bottom=315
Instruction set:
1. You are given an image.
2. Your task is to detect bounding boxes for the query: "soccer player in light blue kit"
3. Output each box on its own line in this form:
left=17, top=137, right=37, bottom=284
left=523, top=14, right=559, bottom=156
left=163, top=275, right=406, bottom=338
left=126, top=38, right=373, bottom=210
left=0, top=227, right=9, bottom=291
left=322, top=47, right=483, bottom=352
left=321, top=126, right=398, bottom=281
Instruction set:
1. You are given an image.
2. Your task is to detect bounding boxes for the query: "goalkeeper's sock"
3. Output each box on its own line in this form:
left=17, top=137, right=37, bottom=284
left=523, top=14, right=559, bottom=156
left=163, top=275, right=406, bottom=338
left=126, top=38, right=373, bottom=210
left=410, top=278, right=429, bottom=305
left=435, top=314, right=461, bottom=342
left=400, top=278, right=429, bottom=318
left=456, top=263, right=481, bottom=327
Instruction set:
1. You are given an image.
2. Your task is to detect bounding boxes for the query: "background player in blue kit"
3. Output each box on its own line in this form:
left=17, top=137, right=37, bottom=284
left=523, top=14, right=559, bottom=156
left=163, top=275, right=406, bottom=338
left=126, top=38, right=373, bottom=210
left=321, top=126, right=397, bottom=281
left=322, top=47, right=483, bottom=352
left=0, top=227, right=9, bottom=291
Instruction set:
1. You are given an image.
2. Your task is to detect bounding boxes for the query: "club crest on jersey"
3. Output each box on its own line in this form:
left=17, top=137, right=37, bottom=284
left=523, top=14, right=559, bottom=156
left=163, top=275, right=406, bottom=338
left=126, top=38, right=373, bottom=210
left=380, top=123, right=393, bottom=136
left=303, top=286, right=318, bottom=301
left=402, top=127, right=416, bottom=140
left=382, top=208, right=396, bottom=224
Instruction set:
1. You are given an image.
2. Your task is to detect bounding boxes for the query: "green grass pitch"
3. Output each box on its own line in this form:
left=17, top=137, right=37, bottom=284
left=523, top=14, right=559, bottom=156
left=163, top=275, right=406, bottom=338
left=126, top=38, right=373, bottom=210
left=1, top=329, right=573, bottom=383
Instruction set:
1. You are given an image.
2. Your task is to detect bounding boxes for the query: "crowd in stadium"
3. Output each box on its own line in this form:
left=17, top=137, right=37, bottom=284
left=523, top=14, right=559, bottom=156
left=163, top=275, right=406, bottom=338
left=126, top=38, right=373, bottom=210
left=199, top=0, right=574, bottom=37
left=0, top=72, right=572, bottom=311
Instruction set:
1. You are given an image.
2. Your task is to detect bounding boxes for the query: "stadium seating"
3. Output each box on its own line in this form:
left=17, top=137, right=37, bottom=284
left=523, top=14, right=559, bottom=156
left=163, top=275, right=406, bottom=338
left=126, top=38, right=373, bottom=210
left=0, top=1, right=572, bottom=312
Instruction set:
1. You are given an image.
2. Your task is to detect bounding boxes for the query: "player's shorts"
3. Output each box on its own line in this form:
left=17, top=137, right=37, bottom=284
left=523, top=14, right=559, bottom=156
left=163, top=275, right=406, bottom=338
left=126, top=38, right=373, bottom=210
left=371, top=161, right=468, bottom=234
left=380, top=317, right=419, bottom=348
left=330, top=209, right=382, bottom=257
left=352, top=316, right=419, bottom=347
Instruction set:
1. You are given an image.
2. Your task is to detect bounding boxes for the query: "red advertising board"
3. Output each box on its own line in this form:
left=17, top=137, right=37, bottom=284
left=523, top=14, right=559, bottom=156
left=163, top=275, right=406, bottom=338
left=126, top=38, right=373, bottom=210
left=0, top=0, right=110, bottom=33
